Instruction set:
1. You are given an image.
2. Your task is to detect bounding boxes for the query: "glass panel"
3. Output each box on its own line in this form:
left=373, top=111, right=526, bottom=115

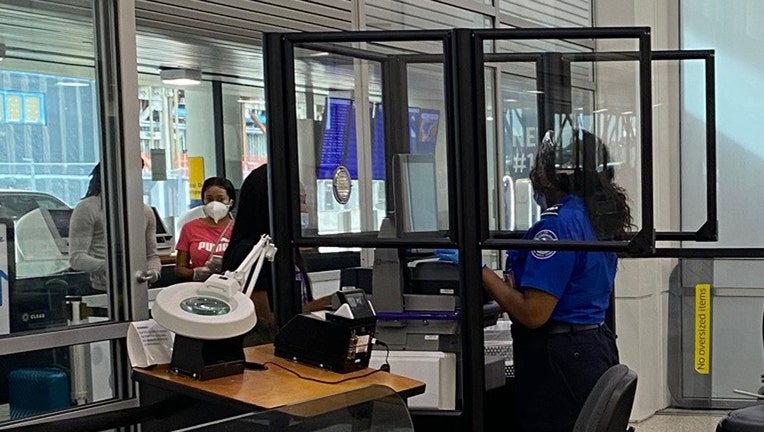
left=675, top=59, right=707, bottom=234
left=499, top=72, right=541, bottom=230
left=291, top=39, right=449, bottom=239
left=186, top=385, right=414, bottom=431
left=489, top=34, right=645, bottom=242
left=0, top=383, right=413, bottom=430
left=406, top=63, right=447, bottom=234
left=0, top=0, right=114, bottom=336
left=572, top=56, right=643, bottom=236
left=138, top=76, right=215, bottom=238
left=221, top=83, right=267, bottom=188
left=221, top=83, right=311, bottom=189
left=0, top=342, right=117, bottom=422
left=0, top=0, right=136, bottom=424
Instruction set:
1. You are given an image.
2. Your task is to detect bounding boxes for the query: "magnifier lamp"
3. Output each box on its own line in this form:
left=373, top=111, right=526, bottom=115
left=151, top=234, right=277, bottom=380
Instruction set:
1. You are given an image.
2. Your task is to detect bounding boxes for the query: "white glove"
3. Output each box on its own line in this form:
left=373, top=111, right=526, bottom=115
left=205, top=255, right=223, bottom=274
left=192, top=266, right=213, bottom=281
left=146, top=269, right=160, bottom=284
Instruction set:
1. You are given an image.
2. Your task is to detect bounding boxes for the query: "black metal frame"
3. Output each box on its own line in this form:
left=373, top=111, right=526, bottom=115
left=482, top=49, right=718, bottom=249
left=473, top=27, right=655, bottom=254
left=562, top=50, right=718, bottom=243
left=211, top=81, right=227, bottom=179
left=262, top=26, right=671, bottom=432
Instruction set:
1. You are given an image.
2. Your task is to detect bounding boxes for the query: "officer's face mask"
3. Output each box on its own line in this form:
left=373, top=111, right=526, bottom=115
left=533, top=190, right=548, bottom=211
left=204, top=200, right=231, bottom=223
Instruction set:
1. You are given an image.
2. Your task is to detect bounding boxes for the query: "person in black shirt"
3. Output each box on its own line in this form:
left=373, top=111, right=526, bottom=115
left=221, top=164, right=331, bottom=346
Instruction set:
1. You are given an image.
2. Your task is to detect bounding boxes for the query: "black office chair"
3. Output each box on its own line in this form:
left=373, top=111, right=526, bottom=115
left=573, top=363, right=638, bottom=432
left=716, top=308, right=764, bottom=432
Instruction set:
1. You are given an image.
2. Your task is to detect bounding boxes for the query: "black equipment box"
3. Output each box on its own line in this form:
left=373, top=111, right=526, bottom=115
left=274, top=313, right=376, bottom=373
left=169, top=334, right=245, bottom=381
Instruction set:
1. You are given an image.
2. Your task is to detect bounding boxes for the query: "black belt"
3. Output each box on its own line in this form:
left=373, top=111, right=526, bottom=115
left=546, top=321, right=603, bottom=335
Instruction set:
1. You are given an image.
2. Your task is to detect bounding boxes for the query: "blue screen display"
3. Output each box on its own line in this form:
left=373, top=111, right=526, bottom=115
left=317, top=97, right=353, bottom=179
left=318, top=100, right=432, bottom=181
left=412, top=109, right=439, bottom=155
left=371, top=103, right=387, bottom=180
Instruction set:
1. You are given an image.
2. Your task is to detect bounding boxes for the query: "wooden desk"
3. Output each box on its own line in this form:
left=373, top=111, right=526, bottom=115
left=133, top=344, right=426, bottom=412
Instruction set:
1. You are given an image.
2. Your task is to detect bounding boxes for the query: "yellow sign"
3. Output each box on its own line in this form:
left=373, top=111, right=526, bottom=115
left=188, top=157, right=204, bottom=201
left=694, top=284, right=711, bottom=375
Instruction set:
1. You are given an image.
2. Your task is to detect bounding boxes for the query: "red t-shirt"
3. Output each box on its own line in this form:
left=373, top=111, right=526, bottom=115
left=176, top=218, right=234, bottom=269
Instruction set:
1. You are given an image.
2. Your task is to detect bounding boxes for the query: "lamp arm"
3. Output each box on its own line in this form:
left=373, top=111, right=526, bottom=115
left=202, top=235, right=276, bottom=301
left=235, top=234, right=277, bottom=298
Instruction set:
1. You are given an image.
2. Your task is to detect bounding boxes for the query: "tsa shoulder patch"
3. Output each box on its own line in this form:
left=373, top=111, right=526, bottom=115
left=531, top=228, right=558, bottom=260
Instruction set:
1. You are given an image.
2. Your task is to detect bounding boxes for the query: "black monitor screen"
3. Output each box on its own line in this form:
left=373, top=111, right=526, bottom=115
left=151, top=206, right=168, bottom=234
left=47, top=208, right=72, bottom=238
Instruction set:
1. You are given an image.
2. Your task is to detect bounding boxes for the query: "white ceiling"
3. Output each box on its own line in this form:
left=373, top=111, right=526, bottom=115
left=0, top=0, right=446, bottom=97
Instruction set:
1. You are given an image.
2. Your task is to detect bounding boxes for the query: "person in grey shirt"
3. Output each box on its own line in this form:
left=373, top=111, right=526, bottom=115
left=69, top=163, right=161, bottom=291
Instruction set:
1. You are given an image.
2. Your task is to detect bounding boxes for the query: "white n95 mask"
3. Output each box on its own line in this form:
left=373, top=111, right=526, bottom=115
left=204, top=201, right=230, bottom=223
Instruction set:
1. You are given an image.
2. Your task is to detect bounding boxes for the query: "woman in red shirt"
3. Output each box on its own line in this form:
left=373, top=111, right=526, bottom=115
left=175, top=177, right=236, bottom=281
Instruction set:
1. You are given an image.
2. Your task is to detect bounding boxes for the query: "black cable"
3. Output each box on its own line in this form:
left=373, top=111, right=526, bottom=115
left=261, top=361, right=385, bottom=384
left=373, top=338, right=391, bottom=372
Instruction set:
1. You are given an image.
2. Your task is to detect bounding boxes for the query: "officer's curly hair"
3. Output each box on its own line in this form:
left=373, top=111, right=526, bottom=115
left=535, top=130, right=633, bottom=240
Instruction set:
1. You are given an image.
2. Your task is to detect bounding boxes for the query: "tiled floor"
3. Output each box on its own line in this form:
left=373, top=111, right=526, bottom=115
left=629, top=409, right=727, bottom=432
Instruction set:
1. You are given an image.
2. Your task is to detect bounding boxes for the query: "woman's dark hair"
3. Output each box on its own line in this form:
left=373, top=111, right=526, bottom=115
left=221, top=164, right=312, bottom=296
left=83, top=163, right=101, bottom=199
left=535, top=129, right=633, bottom=240
left=201, top=176, right=237, bottom=210
left=226, top=165, right=269, bottom=252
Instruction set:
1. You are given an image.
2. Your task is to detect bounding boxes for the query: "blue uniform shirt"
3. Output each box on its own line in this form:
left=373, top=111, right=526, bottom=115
left=506, top=194, right=617, bottom=324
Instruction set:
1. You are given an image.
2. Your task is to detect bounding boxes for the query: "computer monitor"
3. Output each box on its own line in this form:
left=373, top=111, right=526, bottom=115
left=392, top=154, right=438, bottom=234
left=414, top=109, right=440, bottom=155
left=151, top=206, right=173, bottom=255
left=317, top=97, right=354, bottom=179
left=39, top=207, right=73, bottom=256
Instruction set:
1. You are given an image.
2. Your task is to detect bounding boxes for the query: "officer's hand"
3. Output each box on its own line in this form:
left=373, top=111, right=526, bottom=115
left=434, top=249, right=459, bottom=264
left=192, top=266, right=213, bottom=281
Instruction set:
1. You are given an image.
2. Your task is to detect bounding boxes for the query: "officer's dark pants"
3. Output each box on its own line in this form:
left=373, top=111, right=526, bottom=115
left=511, top=322, right=619, bottom=432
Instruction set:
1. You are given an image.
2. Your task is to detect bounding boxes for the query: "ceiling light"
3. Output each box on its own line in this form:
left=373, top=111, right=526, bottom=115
left=237, top=97, right=265, bottom=104
left=0, top=44, right=5, bottom=61
left=160, top=68, right=202, bottom=86
left=56, top=81, right=89, bottom=87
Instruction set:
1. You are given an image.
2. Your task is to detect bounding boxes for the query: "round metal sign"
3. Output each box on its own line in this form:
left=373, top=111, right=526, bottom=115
left=332, top=166, right=352, bottom=205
